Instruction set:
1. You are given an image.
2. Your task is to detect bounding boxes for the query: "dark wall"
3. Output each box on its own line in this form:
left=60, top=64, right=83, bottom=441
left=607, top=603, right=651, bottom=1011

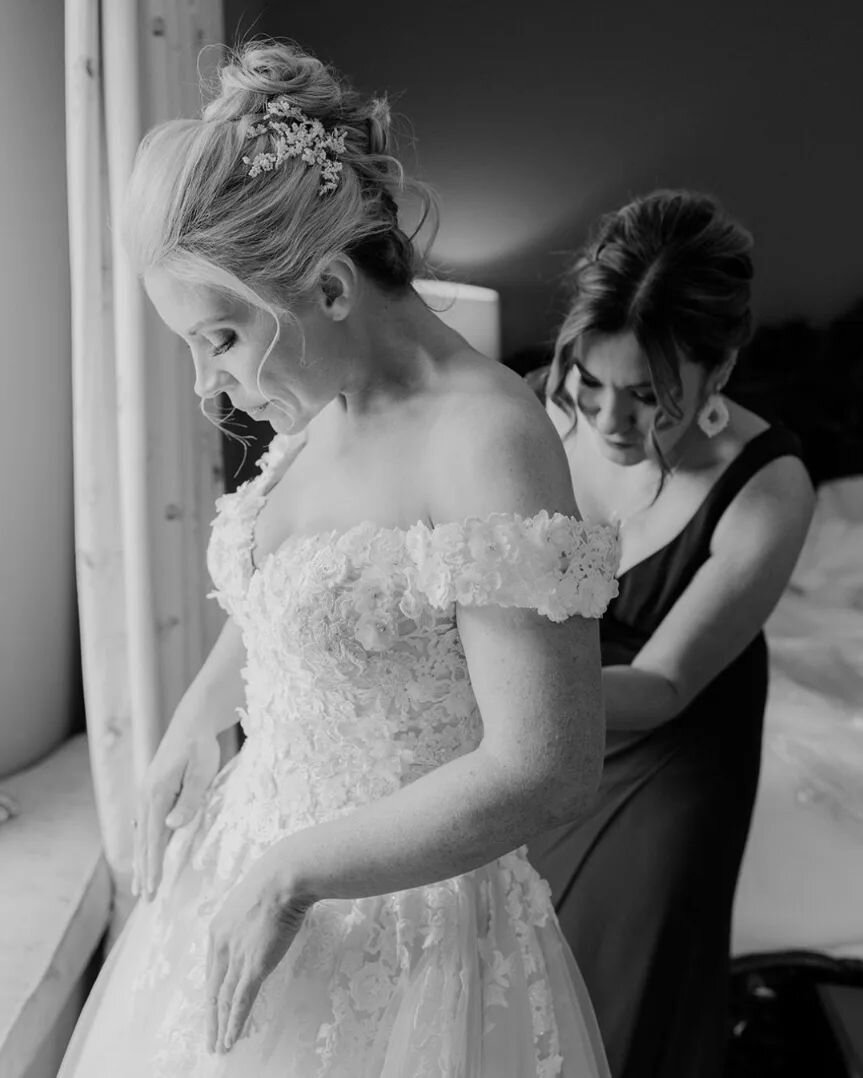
left=225, top=0, right=863, bottom=357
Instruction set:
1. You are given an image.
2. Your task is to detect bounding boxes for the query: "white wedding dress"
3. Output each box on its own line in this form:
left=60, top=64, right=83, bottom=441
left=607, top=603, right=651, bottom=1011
left=60, top=433, right=619, bottom=1077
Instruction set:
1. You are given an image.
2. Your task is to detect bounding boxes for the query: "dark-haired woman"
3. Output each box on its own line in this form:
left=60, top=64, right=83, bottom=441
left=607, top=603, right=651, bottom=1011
left=528, top=190, right=814, bottom=1078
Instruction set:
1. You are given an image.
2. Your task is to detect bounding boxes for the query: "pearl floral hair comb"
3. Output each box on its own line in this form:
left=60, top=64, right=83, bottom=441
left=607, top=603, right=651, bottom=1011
left=242, top=96, right=347, bottom=196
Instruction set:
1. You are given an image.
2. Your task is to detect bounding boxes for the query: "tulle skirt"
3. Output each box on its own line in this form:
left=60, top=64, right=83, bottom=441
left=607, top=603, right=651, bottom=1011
left=59, top=768, right=609, bottom=1077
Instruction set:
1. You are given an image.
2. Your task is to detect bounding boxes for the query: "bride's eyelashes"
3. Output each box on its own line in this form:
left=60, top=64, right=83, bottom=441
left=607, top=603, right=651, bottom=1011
left=211, top=330, right=238, bottom=357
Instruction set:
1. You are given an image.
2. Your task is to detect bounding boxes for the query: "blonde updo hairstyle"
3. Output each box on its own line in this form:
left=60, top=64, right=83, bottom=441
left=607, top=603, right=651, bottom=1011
left=124, top=41, right=436, bottom=426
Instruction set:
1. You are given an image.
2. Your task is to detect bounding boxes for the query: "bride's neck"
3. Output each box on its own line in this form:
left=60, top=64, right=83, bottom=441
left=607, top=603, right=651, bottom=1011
left=338, top=290, right=467, bottom=417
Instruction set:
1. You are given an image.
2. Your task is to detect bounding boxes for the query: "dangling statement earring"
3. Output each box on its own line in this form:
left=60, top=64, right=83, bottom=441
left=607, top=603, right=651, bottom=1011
left=696, top=391, right=730, bottom=438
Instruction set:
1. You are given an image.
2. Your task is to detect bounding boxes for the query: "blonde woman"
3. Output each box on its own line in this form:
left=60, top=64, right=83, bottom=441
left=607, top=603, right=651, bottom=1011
left=59, top=42, right=619, bottom=1077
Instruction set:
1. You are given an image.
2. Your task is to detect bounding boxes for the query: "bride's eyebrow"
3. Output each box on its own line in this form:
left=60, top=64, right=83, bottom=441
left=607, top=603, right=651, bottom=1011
left=187, top=316, right=233, bottom=337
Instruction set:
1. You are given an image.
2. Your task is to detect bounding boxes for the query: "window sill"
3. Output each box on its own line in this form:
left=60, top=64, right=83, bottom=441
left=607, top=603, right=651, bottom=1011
left=0, top=734, right=111, bottom=1078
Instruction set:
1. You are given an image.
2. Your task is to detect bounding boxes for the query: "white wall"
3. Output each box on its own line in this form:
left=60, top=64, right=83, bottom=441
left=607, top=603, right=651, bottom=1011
left=0, top=0, right=78, bottom=777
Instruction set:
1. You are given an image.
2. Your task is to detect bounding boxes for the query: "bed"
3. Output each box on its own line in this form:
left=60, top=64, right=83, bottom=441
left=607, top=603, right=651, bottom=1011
left=724, top=302, right=863, bottom=964
left=731, top=475, right=863, bottom=959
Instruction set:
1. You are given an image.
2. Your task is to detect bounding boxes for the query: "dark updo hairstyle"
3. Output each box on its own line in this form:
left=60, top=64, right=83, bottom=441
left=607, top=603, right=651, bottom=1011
left=125, top=40, right=437, bottom=309
left=547, top=190, right=754, bottom=442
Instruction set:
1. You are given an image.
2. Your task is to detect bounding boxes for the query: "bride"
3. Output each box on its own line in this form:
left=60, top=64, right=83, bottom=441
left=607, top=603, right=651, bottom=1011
left=59, top=41, right=619, bottom=1077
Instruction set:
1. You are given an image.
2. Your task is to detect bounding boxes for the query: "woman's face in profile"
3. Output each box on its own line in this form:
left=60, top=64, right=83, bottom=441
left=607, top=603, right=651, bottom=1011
left=570, top=331, right=709, bottom=466
left=144, top=268, right=345, bottom=435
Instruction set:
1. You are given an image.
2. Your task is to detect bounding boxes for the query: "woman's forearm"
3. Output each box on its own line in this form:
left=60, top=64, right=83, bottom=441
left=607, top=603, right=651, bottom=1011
left=601, top=664, right=683, bottom=731
left=273, top=740, right=600, bottom=906
left=172, top=617, right=246, bottom=737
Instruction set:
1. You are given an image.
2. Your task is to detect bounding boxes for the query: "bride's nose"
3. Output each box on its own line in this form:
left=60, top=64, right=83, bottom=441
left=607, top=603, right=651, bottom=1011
left=192, top=355, right=231, bottom=401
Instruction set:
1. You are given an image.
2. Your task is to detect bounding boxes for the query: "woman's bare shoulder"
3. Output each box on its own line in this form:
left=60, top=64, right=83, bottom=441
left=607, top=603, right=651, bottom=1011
left=428, top=351, right=554, bottom=434
left=421, top=351, right=578, bottom=521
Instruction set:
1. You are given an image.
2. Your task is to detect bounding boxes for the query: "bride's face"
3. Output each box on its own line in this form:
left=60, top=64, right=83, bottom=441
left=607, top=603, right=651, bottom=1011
left=144, top=268, right=346, bottom=435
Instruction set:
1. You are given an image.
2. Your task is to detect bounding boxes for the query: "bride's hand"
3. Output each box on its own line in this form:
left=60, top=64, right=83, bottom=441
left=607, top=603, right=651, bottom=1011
left=205, top=848, right=313, bottom=1054
left=132, top=726, right=221, bottom=901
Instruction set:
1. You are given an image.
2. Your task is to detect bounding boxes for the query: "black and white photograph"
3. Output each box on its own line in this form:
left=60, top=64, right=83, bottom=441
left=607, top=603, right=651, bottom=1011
left=0, top=2, right=861, bottom=1076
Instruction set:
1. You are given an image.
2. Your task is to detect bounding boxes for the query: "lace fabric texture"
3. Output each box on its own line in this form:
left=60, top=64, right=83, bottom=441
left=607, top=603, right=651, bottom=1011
left=60, top=434, right=618, bottom=1077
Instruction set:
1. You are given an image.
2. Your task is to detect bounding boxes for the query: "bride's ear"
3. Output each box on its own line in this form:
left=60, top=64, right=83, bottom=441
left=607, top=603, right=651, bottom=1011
left=316, top=257, right=357, bottom=322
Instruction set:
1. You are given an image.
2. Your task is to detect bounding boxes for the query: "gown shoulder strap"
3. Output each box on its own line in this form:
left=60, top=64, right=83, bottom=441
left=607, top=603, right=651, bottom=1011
left=698, top=424, right=804, bottom=535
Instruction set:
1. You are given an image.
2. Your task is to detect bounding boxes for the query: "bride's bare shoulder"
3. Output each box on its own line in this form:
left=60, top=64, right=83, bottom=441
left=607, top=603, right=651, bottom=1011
left=429, top=351, right=552, bottom=429
left=422, top=352, right=577, bottom=520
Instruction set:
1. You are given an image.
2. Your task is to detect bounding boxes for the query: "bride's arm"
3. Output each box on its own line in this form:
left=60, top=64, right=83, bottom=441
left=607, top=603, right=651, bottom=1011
left=170, top=615, right=246, bottom=738
left=135, top=616, right=246, bottom=897
left=282, top=600, right=602, bottom=901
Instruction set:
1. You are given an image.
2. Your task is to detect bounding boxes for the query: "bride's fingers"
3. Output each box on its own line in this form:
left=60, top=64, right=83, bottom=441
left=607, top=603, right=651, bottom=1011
left=224, top=970, right=259, bottom=1051
left=142, top=803, right=157, bottom=900
left=205, top=989, right=220, bottom=1055
left=132, top=796, right=148, bottom=897
left=165, top=760, right=204, bottom=829
left=131, top=815, right=141, bottom=896
left=143, top=790, right=172, bottom=900
left=216, top=963, right=242, bottom=1053
left=205, top=942, right=229, bottom=1053
left=148, top=824, right=169, bottom=899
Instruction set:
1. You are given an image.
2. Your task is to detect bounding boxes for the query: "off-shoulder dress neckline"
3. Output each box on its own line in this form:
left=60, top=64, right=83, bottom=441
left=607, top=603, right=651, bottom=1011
left=246, top=433, right=618, bottom=580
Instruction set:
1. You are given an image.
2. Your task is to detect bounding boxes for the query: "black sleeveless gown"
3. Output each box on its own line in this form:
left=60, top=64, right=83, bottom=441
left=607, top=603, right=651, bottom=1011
left=529, top=424, right=803, bottom=1078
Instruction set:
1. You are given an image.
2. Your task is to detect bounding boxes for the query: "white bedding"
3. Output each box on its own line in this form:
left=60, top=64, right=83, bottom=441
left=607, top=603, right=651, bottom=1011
left=732, top=477, right=863, bottom=958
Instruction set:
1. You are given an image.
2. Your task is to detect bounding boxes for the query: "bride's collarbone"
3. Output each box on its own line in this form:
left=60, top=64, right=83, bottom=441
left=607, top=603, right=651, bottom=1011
left=253, top=445, right=423, bottom=556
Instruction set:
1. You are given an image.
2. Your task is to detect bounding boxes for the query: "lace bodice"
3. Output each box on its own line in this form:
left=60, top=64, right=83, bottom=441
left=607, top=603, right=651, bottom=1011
left=205, top=434, right=620, bottom=845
